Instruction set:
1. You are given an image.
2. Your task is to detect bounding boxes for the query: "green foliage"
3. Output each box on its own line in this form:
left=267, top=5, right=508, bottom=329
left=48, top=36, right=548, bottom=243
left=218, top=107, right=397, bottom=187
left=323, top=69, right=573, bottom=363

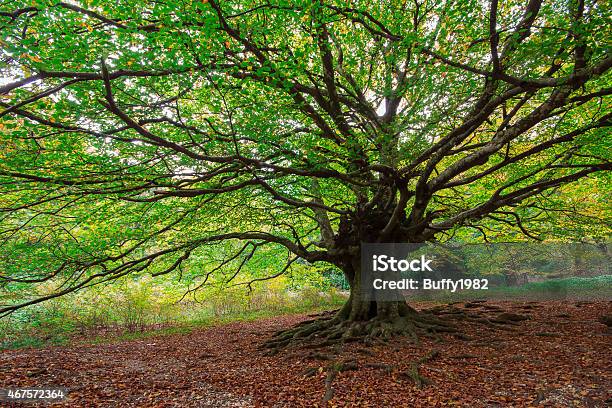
left=0, top=0, right=609, bottom=317
left=322, top=269, right=351, bottom=291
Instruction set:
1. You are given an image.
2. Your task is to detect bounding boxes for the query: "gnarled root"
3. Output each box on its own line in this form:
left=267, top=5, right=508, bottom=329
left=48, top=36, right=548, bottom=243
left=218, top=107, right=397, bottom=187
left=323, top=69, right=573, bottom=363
left=262, top=310, right=456, bottom=353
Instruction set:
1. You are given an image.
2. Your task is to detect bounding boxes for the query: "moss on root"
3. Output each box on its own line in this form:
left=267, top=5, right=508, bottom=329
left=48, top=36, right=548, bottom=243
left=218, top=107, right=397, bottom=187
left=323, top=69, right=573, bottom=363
left=262, top=309, right=457, bottom=353
left=262, top=302, right=534, bottom=354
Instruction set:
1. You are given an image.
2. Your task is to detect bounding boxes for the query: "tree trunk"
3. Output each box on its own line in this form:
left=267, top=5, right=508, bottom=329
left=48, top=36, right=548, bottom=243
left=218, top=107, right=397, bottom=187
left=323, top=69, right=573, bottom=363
left=263, top=250, right=456, bottom=351
left=337, top=256, right=415, bottom=322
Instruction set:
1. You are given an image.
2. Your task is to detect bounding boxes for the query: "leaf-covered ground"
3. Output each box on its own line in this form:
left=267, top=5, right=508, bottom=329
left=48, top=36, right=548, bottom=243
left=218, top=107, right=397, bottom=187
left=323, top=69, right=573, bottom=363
left=1, top=301, right=610, bottom=407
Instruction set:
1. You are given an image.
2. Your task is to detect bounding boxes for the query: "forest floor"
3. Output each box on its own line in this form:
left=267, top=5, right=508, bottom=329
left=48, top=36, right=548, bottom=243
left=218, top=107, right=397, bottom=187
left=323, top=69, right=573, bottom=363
left=1, top=300, right=610, bottom=407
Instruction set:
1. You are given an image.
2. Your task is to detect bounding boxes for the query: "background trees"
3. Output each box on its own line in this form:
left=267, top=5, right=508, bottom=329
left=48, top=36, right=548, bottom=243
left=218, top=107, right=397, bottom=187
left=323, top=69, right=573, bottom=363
left=0, top=0, right=609, bottom=328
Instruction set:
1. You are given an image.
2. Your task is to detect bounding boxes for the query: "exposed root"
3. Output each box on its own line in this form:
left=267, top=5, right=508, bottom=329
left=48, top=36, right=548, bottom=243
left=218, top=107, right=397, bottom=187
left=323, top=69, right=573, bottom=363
left=402, top=363, right=431, bottom=388
left=322, top=359, right=359, bottom=404
left=262, top=310, right=457, bottom=352
left=429, top=304, right=530, bottom=331
left=418, top=349, right=440, bottom=364
left=365, top=362, right=394, bottom=373
left=400, top=350, right=440, bottom=388
left=308, top=352, right=335, bottom=361
left=322, top=367, right=336, bottom=403
left=263, top=302, right=535, bottom=354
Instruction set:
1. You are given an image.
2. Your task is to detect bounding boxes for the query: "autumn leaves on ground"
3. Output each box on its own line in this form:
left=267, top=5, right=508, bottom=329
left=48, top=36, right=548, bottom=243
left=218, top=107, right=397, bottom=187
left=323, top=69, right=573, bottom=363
left=1, top=301, right=610, bottom=407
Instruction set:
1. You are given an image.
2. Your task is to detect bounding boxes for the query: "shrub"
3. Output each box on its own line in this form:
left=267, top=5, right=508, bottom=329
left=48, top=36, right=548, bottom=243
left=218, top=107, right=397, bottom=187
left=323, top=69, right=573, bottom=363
left=1, top=266, right=348, bottom=350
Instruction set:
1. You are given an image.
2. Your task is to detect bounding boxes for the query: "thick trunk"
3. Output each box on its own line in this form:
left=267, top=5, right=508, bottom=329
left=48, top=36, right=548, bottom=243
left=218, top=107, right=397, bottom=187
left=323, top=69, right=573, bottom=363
left=337, top=257, right=415, bottom=322
left=263, top=248, right=456, bottom=351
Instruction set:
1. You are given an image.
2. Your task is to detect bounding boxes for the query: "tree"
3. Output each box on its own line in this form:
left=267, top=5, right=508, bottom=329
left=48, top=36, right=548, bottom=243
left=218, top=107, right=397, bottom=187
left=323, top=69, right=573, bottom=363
left=0, top=0, right=610, bottom=346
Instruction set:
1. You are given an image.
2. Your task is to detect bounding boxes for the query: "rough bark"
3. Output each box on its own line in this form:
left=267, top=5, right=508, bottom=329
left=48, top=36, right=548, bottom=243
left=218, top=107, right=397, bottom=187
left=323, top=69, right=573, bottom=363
left=263, top=256, right=456, bottom=352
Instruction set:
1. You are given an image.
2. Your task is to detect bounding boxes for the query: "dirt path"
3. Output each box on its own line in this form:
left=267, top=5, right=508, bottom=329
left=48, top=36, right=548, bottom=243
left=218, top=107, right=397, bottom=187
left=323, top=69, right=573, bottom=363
left=1, top=301, right=610, bottom=407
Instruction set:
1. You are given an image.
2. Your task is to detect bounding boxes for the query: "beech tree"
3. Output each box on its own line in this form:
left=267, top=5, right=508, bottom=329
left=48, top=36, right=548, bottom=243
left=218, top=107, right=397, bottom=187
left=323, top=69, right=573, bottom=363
left=0, top=0, right=610, bottom=345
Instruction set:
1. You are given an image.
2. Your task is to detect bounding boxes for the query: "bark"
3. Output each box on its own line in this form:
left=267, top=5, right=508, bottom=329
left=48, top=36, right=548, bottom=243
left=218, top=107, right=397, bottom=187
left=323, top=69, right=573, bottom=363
left=263, top=253, right=455, bottom=351
left=338, top=256, right=415, bottom=322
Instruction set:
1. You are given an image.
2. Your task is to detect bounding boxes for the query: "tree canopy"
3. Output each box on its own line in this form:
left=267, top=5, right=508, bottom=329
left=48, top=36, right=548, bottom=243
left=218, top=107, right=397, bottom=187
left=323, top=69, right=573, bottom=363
left=0, top=0, right=610, bottom=317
